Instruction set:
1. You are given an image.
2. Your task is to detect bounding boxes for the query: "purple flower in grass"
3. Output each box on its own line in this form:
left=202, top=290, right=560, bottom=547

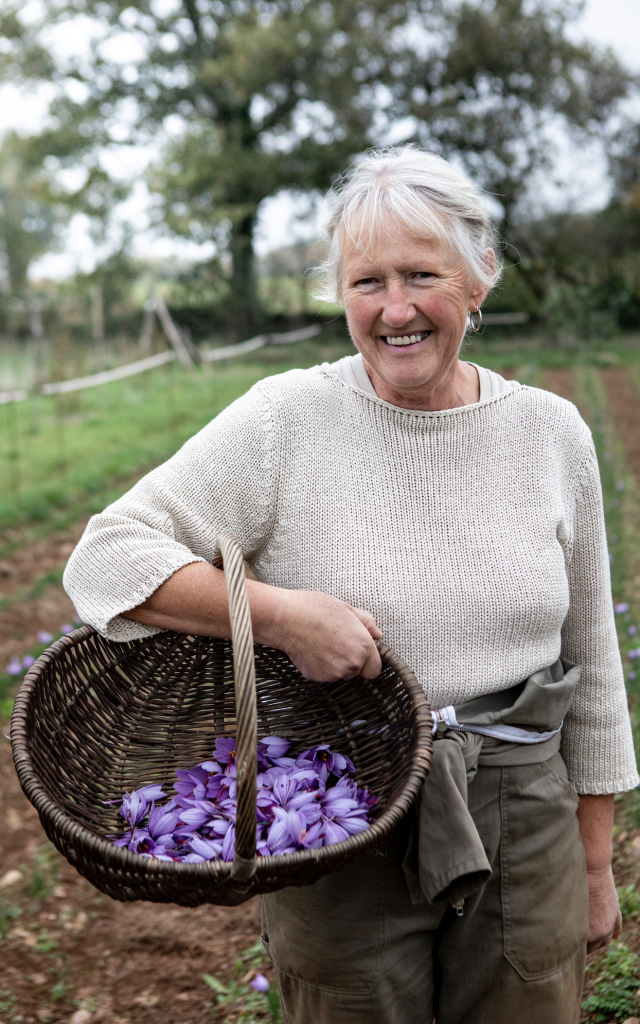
left=37, top=631, right=52, bottom=644
left=251, top=974, right=270, bottom=993
left=22, top=655, right=35, bottom=669
left=61, top=623, right=73, bottom=634
left=615, top=603, right=629, bottom=614
left=6, top=657, right=22, bottom=676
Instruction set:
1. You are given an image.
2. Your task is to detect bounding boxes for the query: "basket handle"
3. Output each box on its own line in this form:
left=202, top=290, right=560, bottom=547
left=218, top=530, right=258, bottom=881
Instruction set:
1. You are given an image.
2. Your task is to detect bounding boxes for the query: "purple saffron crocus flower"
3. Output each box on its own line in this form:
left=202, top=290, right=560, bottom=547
left=37, top=630, right=53, bottom=644
left=6, top=657, right=22, bottom=676
left=22, top=654, right=35, bottom=668
left=178, top=802, right=218, bottom=830
left=615, top=603, right=629, bottom=614
left=213, top=737, right=237, bottom=765
left=257, top=736, right=292, bottom=768
left=137, top=784, right=166, bottom=802
left=120, top=791, right=151, bottom=835
left=147, top=804, right=180, bottom=839
left=188, top=835, right=223, bottom=860
left=251, top=973, right=270, bottom=992
left=322, top=818, right=349, bottom=845
left=110, top=734, right=376, bottom=862
left=221, top=824, right=236, bottom=861
left=61, top=623, right=73, bottom=634
left=299, top=745, right=355, bottom=783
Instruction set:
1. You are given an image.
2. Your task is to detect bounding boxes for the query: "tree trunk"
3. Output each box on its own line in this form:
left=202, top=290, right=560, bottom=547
left=229, top=211, right=263, bottom=340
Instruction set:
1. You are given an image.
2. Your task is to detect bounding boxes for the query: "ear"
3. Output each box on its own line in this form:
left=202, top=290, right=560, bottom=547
left=468, top=248, right=496, bottom=311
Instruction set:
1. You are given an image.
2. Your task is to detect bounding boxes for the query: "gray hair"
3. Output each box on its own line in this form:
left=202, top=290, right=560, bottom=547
left=314, top=146, right=502, bottom=304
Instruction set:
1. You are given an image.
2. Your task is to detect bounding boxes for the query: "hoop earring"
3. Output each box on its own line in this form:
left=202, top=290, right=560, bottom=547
left=469, top=309, right=482, bottom=332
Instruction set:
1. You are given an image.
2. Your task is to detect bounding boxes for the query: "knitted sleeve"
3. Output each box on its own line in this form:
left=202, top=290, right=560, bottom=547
left=63, top=383, right=275, bottom=641
left=560, top=444, right=639, bottom=794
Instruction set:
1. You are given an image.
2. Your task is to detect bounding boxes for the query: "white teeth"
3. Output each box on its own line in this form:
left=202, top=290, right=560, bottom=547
left=385, top=332, right=427, bottom=346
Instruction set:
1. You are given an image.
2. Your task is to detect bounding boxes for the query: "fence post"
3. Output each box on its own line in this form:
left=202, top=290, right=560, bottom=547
left=29, top=292, right=45, bottom=435
left=92, top=285, right=106, bottom=371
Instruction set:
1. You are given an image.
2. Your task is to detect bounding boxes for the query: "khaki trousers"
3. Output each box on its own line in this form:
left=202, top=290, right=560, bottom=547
left=262, top=753, right=589, bottom=1024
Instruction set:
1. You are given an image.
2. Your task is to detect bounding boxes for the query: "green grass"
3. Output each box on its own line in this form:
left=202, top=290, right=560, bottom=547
left=0, top=336, right=353, bottom=537
left=583, top=942, right=640, bottom=1022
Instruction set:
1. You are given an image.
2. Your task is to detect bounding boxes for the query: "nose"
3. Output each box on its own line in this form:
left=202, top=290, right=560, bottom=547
left=380, top=280, right=417, bottom=328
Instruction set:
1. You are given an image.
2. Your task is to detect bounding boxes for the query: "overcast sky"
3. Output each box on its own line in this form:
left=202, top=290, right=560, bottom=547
left=17, top=0, right=640, bottom=279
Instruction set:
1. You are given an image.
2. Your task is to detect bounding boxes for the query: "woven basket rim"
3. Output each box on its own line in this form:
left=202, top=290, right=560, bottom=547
left=11, top=626, right=433, bottom=884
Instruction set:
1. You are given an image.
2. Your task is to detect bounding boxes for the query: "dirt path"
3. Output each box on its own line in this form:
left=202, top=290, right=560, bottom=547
left=0, top=733, right=267, bottom=1024
left=543, top=369, right=575, bottom=403
left=600, top=368, right=640, bottom=485
left=0, top=521, right=88, bottom=666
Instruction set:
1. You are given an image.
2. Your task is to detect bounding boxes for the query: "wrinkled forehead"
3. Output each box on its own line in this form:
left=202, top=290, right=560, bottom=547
left=338, top=208, right=456, bottom=271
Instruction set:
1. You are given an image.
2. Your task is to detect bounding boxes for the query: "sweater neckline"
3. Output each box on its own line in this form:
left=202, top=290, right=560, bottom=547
left=320, top=361, right=522, bottom=419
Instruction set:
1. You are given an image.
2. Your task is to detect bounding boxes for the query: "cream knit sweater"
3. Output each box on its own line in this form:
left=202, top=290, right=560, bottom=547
left=64, top=361, right=639, bottom=795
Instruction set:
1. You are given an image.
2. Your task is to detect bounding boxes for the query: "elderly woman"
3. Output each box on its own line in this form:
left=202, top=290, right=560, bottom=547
left=64, top=147, right=637, bottom=1024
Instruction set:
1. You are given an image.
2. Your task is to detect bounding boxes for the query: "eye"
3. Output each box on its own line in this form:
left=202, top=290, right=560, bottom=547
left=410, top=271, right=435, bottom=281
left=354, top=277, right=377, bottom=286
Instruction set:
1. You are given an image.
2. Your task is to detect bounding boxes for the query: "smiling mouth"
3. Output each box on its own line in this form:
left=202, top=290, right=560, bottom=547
left=380, top=331, right=432, bottom=347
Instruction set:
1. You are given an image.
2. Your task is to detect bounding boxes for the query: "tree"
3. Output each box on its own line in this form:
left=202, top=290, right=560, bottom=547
left=0, top=0, right=635, bottom=332
left=0, top=131, right=66, bottom=295
left=400, top=0, right=634, bottom=232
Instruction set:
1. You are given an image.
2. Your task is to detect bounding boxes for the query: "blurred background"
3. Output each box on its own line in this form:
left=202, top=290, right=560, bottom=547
left=2, top=2, right=640, bottom=1022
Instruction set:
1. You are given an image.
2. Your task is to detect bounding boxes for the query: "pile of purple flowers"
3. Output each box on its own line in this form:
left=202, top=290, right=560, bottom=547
left=110, top=736, right=377, bottom=863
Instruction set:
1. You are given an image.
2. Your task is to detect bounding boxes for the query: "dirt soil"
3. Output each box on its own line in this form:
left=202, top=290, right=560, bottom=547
left=601, top=369, right=640, bottom=486
left=0, top=733, right=267, bottom=1024
left=0, top=521, right=87, bottom=668
left=543, top=369, right=575, bottom=404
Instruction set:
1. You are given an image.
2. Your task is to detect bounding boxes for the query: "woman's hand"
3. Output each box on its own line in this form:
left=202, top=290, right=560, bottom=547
left=123, top=562, right=383, bottom=682
left=577, top=794, right=622, bottom=953
left=259, top=587, right=382, bottom=682
left=586, top=865, right=622, bottom=954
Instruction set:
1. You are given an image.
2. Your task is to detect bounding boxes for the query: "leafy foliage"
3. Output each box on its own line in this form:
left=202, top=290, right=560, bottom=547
left=0, top=0, right=634, bottom=331
left=0, top=902, right=21, bottom=940
left=583, top=942, right=640, bottom=1022
left=24, top=844, right=59, bottom=907
left=204, top=940, right=281, bottom=1023
left=617, top=884, right=640, bottom=923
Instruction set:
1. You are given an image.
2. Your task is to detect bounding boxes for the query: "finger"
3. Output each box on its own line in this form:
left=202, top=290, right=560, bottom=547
left=349, top=605, right=382, bottom=639
left=359, top=639, right=383, bottom=680
left=613, top=909, right=623, bottom=939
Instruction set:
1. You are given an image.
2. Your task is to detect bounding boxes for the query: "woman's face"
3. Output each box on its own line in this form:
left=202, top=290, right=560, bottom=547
left=341, top=226, right=492, bottom=403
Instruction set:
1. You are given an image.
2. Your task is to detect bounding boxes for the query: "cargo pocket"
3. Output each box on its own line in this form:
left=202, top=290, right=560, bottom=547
left=261, top=843, right=386, bottom=994
left=501, top=755, right=589, bottom=981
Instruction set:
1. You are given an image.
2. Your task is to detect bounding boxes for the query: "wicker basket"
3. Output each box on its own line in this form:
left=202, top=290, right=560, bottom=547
left=11, top=531, right=433, bottom=907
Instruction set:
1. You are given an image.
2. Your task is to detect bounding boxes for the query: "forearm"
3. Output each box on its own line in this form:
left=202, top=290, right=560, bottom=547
left=121, top=561, right=287, bottom=648
left=121, top=561, right=382, bottom=682
left=577, top=792, right=622, bottom=952
left=577, top=793, right=614, bottom=872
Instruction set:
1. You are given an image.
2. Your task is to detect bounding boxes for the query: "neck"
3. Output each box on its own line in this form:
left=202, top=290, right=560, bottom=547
left=362, top=358, right=480, bottom=411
